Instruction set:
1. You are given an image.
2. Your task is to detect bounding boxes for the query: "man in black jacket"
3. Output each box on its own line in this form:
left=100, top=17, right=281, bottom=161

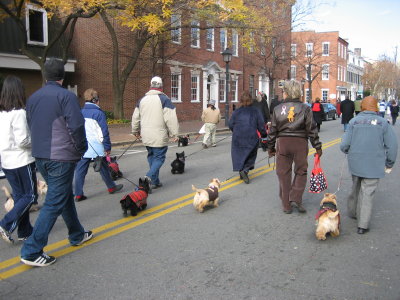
left=340, top=96, right=355, bottom=131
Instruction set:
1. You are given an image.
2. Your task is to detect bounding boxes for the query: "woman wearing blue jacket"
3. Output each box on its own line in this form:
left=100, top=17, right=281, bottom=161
left=74, top=89, right=123, bottom=201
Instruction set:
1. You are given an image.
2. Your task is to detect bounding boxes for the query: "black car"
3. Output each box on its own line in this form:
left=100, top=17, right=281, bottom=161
left=322, top=103, right=337, bottom=121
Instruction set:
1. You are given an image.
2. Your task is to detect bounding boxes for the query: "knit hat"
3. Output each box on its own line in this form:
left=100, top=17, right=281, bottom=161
left=150, top=76, right=163, bottom=88
left=44, top=58, right=65, bottom=81
left=209, top=99, right=216, bottom=106
left=361, top=96, right=378, bottom=112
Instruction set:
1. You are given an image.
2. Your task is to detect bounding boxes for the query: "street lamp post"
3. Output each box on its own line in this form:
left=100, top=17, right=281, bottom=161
left=222, top=48, right=232, bottom=126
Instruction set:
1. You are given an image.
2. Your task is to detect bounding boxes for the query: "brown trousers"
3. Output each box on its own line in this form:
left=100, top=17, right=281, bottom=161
left=275, top=137, right=309, bottom=210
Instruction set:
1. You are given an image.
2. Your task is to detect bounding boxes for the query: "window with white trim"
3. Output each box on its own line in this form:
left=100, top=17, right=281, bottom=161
left=338, top=43, right=341, bottom=57
left=322, top=64, right=329, bottom=80
left=249, top=75, right=255, bottom=98
left=291, top=44, right=296, bottom=57
left=220, top=28, right=227, bottom=52
left=171, top=14, right=181, bottom=44
left=305, top=43, right=313, bottom=57
left=26, top=4, right=48, bottom=46
left=171, top=74, right=181, bottom=102
left=219, top=78, right=226, bottom=102
left=321, top=89, right=329, bottom=102
left=337, top=65, right=341, bottom=81
left=231, top=78, right=238, bottom=102
left=249, top=32, right=255, bottom=53
left=190, top=74, right=200, bottom=102
left=232, top=30, right=238, bottom=56
left=206, top=26, right=214, bottom=51
left=260, top=36, right=266, bottom=56
left=290, top=65, right=296, bottom=80
left=322, top=42, right=329, bottom=56
left=191, top=20, right=200, bottom=48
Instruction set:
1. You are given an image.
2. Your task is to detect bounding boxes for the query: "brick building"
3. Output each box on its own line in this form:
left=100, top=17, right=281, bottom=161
left=291, top=31, right=349, bottom=103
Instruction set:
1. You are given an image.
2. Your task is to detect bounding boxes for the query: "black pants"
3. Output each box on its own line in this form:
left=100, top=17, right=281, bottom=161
left=391, top=114, right=398, bottom=125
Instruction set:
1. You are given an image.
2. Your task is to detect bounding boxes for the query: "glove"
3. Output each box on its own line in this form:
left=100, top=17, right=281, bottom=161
left=385, top=167, right=392, bottom=174
left=268, top=149, right=276, bottom=158
left=315, top=148, right=322, bottom=158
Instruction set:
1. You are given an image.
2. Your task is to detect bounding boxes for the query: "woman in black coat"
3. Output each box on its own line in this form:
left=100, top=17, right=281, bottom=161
left=340, top=97, right=355, bottom=131
left=229, top=91, right=267, bottom=184
left=311, top=97, right=325, bottom=132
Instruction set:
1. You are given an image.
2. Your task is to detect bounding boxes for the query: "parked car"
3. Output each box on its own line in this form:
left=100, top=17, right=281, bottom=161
left=322, top=103, right=337, bottom=121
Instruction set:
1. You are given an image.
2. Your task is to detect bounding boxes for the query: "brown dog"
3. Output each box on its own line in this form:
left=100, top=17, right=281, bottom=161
left=3, top=180, right=47, bottom=212
left=315, top=193, right=340, bottom=240
left=192, top=178, right=221, bottom=212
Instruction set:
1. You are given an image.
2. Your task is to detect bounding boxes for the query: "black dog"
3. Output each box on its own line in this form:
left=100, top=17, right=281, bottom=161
left=178, top=134, right=190, bottom=147
left=171, top=151, right=185, bottom=174
left=106, top=156, right=123, bottom=180
left=119, top=177, right=150, bottom=216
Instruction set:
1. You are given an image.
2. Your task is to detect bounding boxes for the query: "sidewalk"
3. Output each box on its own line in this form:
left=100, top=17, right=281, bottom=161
left=109, top=120, right=229, bottom=147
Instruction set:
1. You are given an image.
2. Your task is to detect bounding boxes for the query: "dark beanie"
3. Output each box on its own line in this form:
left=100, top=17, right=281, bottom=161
left=44, top=58, right=65, bottom=81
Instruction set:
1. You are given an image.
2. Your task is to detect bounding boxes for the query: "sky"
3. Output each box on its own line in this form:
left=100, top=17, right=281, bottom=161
left=296, top=0, right=400, bottom=62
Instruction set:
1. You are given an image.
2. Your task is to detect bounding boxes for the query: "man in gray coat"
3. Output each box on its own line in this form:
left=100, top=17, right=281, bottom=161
left=340, top=96, right=397, bottom=234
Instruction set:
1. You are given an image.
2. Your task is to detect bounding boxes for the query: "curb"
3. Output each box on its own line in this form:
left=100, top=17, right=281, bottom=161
left=111, top=128, right=230, bottom=147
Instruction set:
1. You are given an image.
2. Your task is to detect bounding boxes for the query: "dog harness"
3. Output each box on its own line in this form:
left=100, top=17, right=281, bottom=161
left=315, top=201, right=340, bottom=227
left=127, top=189, right=148, bottom=207
left=206, top=186, right=218, bottom=202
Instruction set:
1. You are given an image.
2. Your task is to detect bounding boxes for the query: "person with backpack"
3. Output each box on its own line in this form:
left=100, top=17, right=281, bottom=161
left=311, top=97, right=325, bottom=132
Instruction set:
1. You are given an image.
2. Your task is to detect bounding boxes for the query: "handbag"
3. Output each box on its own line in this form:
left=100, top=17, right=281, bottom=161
left=309, top=154, right=328, bottom=193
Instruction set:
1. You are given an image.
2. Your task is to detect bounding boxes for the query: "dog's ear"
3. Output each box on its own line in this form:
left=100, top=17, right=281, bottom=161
left=176, top=152, right=179, bottom=158
left=139, top=177, right=143, bottom=185
left=182, top=151, right=185, bottom=156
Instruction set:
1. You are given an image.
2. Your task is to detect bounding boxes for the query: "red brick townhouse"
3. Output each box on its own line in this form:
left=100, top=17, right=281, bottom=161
left=291, top=31, right=348, bottom=104
left=71, top=8, right=292, bottom=121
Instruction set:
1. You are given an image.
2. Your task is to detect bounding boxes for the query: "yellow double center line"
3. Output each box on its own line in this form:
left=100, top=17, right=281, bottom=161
left=0, top=138, right=341, bottom=280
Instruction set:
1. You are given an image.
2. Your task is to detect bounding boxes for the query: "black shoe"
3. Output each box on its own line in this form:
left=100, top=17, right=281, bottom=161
left=357, top=227, right=369, bottom=234
left=283, top=209, right=293, bottom=214
left=151, top=183, right=163, bottom=190
left=239, top=171, right=250, bottom=184
left=291, top=202, right=306, bottom=213
left=109, top=184, right=123, bottom=194
left=21, top=252, right=56, bottom=267
left=75, top=195, right=88, bottom=202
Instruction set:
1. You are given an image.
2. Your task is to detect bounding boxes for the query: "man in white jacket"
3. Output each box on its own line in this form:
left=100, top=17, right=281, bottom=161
left=131, top=76, right=179, bottom=191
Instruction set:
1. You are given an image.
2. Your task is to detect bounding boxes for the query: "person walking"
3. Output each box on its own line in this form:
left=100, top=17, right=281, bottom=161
left=0, top=75, right=37, bottom=244
left=201, top=99, right=221, bottom=148
left=229, top=91, right=267, bottom=184
left=354, top=96, right=362, bottom=115
left=267, top=80, right=322, bottom=214
left=389, top=100, right=399, bottom=125
left=340, top=96, right=355, bottom=131
left=269, top=95, right=280, bottom=116
left=340, top=96, right=397, bottom=234
left=131, top=76, right=179, bottom=191
left=20, top=58, right=92, bottom=267
left=378, top=99, right=386, bottom=118
left=311, top=97, right=325, bottom=132
left=74, top=88, right=123, bottom=202
left=253, top=91, right=271, bottom=125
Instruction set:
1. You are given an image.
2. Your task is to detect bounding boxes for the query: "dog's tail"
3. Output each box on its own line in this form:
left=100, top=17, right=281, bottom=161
left=2, top=186, right=12, bottom=199
left=191, top=185, right=201, bottom=193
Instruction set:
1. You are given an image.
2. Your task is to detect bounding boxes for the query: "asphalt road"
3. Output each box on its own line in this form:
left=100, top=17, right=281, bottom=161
left=1, top=118, right=399, bottom=300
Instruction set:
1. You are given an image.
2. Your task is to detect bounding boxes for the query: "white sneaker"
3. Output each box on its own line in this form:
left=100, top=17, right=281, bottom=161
left=21, top=252, right=56, bottom=267
left=0, top=169, right=5, bottom=179
left=73, top=231, right=93, bottom=246
left=0, top=225, right=14, bottom=244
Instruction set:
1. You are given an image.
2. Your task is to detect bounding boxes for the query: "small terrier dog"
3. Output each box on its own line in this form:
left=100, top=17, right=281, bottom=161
left=315, top=193, right=340, bottom=240
left=119, top=177, right=150, bottom=216
left=3, top=180, right=47, bottom=212
left=192, top=178, right=221, bottom=213
left=171, top=151, right=185, bottom=174
left=178, top=134, right=190, bottom=147
left=106, top=156, right=123, bottom=181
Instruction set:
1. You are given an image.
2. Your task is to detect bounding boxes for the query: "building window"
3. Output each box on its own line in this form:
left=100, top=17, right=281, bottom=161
left=219, top=79, right=226, bottom=102
left=305, top=43, right=313, bottom=57
left=231, top=79, right=238, bottom=102
left=290, top=65, right=296, bottom=80
left=191, top=20, right=200, bottom=48
left=260, top=36, right=266, bottom=56
left=249, top=32, right=255, bottom=53
left=232, top=30, right=238, bottom=56
left=305, top=89, right=310, bottom=102
left=322, top=42, right=329, bottom=56
left=171, top=14, right=181, bottom=44
left=338, top=43, right=341, bottom=57
left=321, top=89, right=329, bottom=102
left=322, top=64, right=329, bottom=80
left=190, top=75, right=200, bottom=102
left=220, top=28, right=227, bottom=52
left=206, top=26, right=214, bottom=51
left=26, top=4, right=48, bottom=46
left=291, top=44, right=296, bottom=57
left=338, top=65, right=341, bottom=81
left=249, top=75, right=255, bottom=98
left=171, top=74, right=181, bottom=102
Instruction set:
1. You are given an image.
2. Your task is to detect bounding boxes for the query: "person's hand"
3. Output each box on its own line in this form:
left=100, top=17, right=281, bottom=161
left=171, top=136, right=179, bottom=143
left=268, top=149, right=276, bottom=158
left=385, top=167, right=392, bottom=174
left=105, top=150, right=111, bottom=156
left=315, top=148, right=322, bottom=157
left=134, top=133, right=141, bottom=140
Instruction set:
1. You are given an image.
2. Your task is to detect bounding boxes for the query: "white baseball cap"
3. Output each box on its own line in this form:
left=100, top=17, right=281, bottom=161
left=150, top=76, right=163, bottom=88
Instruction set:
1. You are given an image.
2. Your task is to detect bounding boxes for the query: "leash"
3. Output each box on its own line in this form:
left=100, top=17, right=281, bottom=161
left=116, top=137, right=141, bottom=161
left=184, top=134, right=232, bottom=158
left=332, top=154, right=347, bottom=195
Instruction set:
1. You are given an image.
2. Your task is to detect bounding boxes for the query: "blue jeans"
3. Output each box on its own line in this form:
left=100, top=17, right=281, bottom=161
left=145, top=146, right=168, bottom=185
left=0, top=162, right=37, bottom=238
left=74, top=157, right=116, bottom=196
left=343, top=123, right=349, bottom=132
left=21, top=159, right=86, bottom=260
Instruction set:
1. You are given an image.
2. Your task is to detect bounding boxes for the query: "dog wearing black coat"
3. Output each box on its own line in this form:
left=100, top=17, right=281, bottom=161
left=119, top=177, right=150, bottom=216
left=171, top=151, right=185, bottom=174
left=178, top=134, right=190, bottom=147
